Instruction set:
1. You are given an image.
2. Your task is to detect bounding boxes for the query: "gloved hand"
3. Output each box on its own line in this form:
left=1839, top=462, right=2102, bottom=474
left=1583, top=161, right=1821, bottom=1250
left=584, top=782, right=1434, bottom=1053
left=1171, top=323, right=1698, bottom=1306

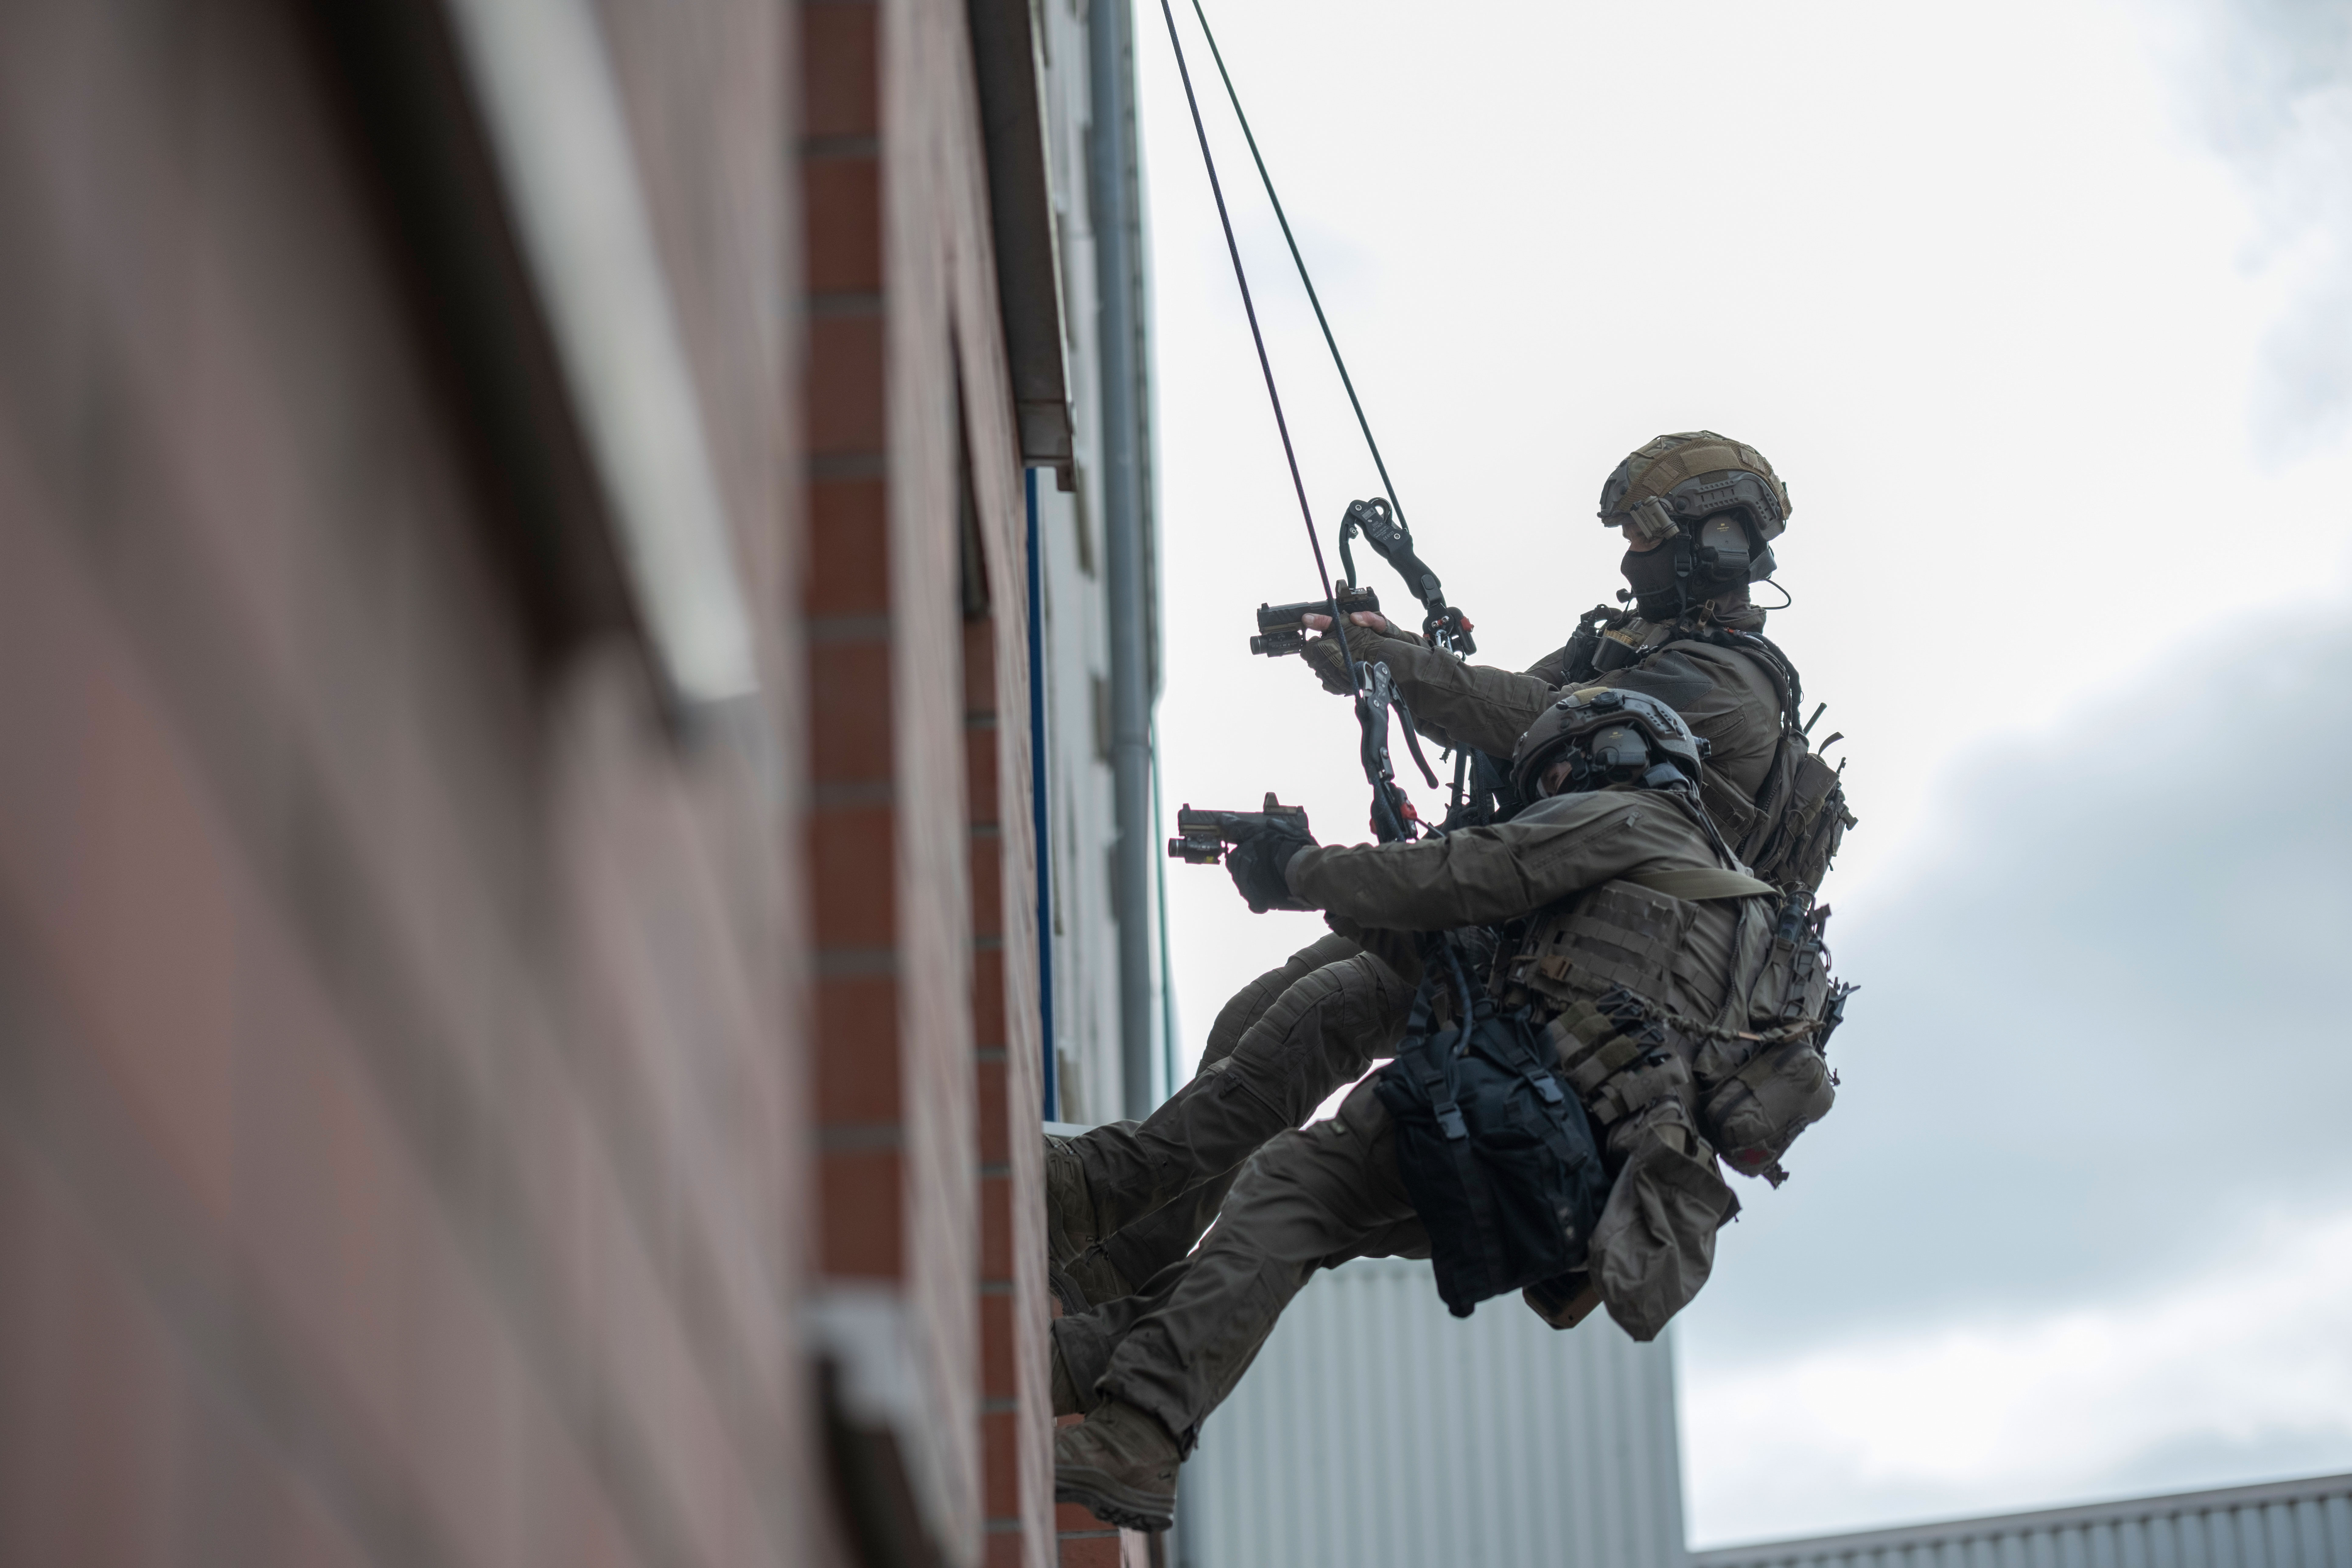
left=1299, top=613, right=1423, bottom=697
left=1225, top=816, right=1318, bottom=913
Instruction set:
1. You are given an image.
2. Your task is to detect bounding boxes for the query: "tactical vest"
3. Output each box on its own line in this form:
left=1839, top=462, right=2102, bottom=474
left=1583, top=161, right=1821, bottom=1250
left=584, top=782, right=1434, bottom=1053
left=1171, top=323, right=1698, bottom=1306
left=1560, top=611, right=1857, bottom=894
left=1494, top=866, right=1852, bottom=1339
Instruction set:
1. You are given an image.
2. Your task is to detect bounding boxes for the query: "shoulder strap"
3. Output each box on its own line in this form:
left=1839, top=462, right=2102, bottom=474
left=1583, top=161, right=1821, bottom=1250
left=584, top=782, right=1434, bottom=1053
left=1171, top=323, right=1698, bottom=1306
left=1619, top=866, right=1776, bottom=901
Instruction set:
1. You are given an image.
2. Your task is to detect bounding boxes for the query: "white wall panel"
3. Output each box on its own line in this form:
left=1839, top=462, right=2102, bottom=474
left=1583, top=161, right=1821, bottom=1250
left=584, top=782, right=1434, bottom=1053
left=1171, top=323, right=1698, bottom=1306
left=1182, top=1256, right=1689, bottom=1568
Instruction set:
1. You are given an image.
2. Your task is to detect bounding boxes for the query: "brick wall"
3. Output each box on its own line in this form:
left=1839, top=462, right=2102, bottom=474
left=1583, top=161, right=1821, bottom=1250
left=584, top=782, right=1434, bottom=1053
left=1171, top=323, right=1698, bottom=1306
left=0, top=0, right=828, bottom=1559
left=802, top=2, right=1053, bottom=1561
left=0, top=0, right=1060, bottom=1563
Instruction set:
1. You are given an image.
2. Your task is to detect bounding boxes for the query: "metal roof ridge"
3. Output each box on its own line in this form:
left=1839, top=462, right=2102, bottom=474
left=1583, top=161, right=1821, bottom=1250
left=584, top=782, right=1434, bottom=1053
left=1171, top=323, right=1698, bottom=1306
left=1690, top=1468, right=2352, bottom=1562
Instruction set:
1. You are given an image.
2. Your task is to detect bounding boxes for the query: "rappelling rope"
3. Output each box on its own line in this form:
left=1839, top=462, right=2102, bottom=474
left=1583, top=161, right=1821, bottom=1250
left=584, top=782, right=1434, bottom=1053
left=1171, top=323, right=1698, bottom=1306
left=1150, top=0, right=1340, bottom=622
left=1171, top=2, right=1479, bottom=817
left=1152, top=0, right=1413, bottom=845
left=1185, top=0, right=1413, bottom=544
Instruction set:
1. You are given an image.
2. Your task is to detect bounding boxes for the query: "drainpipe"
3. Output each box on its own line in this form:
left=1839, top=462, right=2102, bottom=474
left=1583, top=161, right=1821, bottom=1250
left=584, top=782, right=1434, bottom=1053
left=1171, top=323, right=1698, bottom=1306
left=1090, top=0, right=1157, bottom=1118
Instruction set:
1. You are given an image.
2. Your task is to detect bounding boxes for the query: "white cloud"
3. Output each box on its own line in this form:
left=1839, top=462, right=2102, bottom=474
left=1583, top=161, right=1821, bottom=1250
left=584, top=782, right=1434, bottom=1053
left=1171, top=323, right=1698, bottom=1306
left=2147, top=0, right=2352, bottom=454
left=1682, top=1206, right=2352, bottom=1547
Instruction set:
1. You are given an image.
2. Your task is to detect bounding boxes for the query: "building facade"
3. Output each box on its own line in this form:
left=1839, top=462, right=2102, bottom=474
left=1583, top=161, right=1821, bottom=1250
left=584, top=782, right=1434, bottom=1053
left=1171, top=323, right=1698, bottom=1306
left=1182, top=1257, right=1690, bottom=1568
left=0, top=0, right=1152, bottom=1565
left=1024, top=0, right=1165, bottom=1128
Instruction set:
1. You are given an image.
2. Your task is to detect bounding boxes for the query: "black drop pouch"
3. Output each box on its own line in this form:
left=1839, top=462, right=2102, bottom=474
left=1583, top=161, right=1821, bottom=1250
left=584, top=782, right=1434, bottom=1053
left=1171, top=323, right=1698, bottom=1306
left=1375, top=1003, right=1612, bottom=1318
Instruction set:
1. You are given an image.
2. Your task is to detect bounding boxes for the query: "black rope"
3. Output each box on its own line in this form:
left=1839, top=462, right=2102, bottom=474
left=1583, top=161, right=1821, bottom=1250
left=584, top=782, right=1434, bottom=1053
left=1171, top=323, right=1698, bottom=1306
left=1187, top=0, right=1410, bottom=540
left=1152, top=0, right=1341, bottom=618
left=1156, top=0, right=1414, bottom=845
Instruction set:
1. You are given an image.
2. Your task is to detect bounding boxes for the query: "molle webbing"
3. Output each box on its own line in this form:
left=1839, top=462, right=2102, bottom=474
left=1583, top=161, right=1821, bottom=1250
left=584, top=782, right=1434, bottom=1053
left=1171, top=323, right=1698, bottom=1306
left=1507, top=880, right=1693, bottom=1006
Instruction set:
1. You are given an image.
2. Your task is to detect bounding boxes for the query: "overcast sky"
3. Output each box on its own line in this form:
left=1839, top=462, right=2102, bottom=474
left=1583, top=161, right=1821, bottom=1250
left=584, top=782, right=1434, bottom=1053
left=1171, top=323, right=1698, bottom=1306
left=1131, top=0, right=2352, bottom=1546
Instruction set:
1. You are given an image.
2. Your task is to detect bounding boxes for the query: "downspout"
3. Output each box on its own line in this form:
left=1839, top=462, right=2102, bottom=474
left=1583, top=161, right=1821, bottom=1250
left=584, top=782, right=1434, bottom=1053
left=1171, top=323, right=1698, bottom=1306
left=1090, top=0, right=1158, bottom=1119
left=1152, top=720, right=1179, bottom=1104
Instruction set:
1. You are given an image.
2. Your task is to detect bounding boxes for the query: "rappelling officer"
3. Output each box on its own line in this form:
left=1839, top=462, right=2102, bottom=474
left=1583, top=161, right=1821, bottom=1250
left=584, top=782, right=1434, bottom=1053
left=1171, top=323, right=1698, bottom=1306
left=1045, top=433, right=1856, bottom=1316
left=1052, top=688, right=1848, bottom=1530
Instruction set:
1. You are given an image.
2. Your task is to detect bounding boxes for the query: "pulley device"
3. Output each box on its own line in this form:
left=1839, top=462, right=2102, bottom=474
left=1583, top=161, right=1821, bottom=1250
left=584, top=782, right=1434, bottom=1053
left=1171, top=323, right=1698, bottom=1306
left=1254, top=499, right=1473, bottom=662
left=1156, top=0, right=1476, bottom=837
left=1339, top=497, right=1475, bottom=658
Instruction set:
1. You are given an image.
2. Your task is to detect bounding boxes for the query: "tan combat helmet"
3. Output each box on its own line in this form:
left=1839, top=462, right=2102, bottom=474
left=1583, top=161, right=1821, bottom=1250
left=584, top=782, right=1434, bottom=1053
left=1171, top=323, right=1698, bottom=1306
left=1597, top=432, right=1791, bottom=610
left=1597, top=431, right=1790, bottom=544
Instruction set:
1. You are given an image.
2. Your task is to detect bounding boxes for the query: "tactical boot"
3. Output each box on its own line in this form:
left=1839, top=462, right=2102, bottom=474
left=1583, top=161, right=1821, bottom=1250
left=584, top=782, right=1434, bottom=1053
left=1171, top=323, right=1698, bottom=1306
left=1044, top=1135, right=1101, bottom=1314
left=1054, top=1399, right=1179, bottom=1533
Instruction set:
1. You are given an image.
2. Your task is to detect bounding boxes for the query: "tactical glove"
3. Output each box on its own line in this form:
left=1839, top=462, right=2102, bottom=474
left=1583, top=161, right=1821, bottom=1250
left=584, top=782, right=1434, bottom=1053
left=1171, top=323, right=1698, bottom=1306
left=1224, top=818, right=1318, bottom=913
left=1300, top=618, right=1424, bottom=697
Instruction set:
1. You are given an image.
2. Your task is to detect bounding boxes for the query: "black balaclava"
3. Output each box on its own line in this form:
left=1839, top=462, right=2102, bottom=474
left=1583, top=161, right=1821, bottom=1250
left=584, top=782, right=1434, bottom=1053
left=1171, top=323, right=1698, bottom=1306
left=1619, top=516, right=1766, bottom=623
left=1620, top=542, right=1689, bottom=620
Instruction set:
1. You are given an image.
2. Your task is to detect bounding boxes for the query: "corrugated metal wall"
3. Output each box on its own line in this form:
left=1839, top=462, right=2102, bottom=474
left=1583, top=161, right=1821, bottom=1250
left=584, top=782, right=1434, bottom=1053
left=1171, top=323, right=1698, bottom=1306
left=1694, top=1472, right=2352, bottom=1568
left=1181, top=1257, right=1689, bottom=1568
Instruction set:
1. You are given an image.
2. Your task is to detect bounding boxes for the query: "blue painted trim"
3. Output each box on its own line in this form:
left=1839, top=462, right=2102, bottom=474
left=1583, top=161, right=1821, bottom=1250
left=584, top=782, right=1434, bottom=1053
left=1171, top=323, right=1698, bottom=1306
left=1027, top=467, right=1058, bottom=1122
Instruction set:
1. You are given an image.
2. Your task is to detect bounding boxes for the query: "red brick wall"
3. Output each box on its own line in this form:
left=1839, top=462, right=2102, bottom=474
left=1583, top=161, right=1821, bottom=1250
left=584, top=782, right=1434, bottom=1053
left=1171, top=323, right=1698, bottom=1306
left=0, top=0, right=834, bottom=1563
left=0, top=0, right=1059, bottom=1560
left=802, top=1, right=1052, bottom=1562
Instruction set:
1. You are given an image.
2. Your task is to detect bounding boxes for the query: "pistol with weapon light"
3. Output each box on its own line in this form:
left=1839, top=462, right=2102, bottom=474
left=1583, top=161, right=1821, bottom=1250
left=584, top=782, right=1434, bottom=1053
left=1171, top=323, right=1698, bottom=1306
left=1251, top=585, right=1381, bottom=658
left=1166, top=793, right=1309, bottom=865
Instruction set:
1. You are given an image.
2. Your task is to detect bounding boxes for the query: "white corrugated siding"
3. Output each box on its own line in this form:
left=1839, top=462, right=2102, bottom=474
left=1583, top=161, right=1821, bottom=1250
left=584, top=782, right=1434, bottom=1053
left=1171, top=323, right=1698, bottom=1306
left=1693, top=1472, right=2352, bottom=1568
left=1179, top=1256, right=1689, bottom=1568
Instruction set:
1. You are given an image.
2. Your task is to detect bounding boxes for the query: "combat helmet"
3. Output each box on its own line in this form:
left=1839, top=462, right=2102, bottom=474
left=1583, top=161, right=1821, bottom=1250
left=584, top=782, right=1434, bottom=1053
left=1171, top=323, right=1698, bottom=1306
left=1596, top=432, right=1790, bottom=609
left=1510, top=687, right=1709, bottom=802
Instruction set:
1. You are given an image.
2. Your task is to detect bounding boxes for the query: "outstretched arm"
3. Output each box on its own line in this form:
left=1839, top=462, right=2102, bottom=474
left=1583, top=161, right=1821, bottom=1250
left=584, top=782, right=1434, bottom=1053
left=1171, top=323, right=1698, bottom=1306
left=1285, top=792, right=1712, bottom=930
left=1301, top=614, right=1554, bottom=756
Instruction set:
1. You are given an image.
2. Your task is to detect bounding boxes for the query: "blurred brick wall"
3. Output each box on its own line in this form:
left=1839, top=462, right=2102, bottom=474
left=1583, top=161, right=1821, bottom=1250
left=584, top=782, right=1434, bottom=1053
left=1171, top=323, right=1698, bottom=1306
left=0, top=0, right=1056, bottom=1563
left=802, top=2, right=1052, bottom=1562
left=0, top=0, right=833, bottom=1559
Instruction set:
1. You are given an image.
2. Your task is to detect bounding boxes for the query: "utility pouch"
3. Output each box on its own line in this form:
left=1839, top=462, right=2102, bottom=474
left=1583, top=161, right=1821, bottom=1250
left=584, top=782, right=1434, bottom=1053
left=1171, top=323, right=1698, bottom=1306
left=1375, top=995, right=1612, bottom=1320
left=1701, top=1036, right=1836, bottom=1185
left=1591, top=627, right=1646, bottom=673
left=1744, top=744, right=1856, bottom=892
left=1697, top=767, right=1764, bottom=862
left=1558, top=605, right=1619, bottom=686
left=1521, top=1269, right=1605, bottom=1330
left=1772, top=750, right=1854, bottom=892
left=1730, top=891, right=1832, bottom=1032
left=1587, top=1099, right=1739, bottom=1342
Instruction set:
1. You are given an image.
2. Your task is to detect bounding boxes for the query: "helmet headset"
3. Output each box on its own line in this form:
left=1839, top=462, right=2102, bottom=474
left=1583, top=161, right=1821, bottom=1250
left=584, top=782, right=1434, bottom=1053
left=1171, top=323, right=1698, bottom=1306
left=1598, top=433, right=1790, bottom=619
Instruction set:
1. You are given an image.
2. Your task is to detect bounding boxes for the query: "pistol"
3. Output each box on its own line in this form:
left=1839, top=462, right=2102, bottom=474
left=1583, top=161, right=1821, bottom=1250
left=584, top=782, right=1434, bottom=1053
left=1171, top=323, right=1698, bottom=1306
left=1167, top=793, right=1310, bottom=865
left=1250, top=585, right=1381, bottom=658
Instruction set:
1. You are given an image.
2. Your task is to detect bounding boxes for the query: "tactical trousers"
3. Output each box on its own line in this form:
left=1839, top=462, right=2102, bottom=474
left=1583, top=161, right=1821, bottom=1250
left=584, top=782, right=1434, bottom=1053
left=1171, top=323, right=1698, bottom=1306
left=1070, top=932, right=1414, bottom=1288
left=1055, top=1078, right=1426, bottom=1450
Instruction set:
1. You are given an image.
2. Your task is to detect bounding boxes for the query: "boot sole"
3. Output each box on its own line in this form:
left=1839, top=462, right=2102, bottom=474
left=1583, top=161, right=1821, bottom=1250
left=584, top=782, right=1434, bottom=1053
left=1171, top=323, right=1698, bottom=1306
left=1055, top=1466, right=1174, bottom=1533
